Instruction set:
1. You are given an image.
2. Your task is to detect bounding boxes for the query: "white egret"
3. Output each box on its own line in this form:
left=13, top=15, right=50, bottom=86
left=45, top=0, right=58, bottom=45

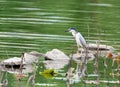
left=66, top=28, right=87, bottom=50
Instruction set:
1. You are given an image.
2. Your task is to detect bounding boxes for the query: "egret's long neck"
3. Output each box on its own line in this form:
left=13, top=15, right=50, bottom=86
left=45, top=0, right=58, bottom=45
left=71, top=31, right=77, bottom=37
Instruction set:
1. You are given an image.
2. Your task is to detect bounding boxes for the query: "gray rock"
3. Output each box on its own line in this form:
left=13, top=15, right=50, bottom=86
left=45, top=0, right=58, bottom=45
left=45, top=49, right=69, bottom=60
left=24, top=51, right=43, bottom=64
left=0, top=51, right=42, bottom=66
left=87, top=43, right=115, bottom=51
left=0, top=51, right=42, bottom=74
left=44, top=49, right=70, bottom=69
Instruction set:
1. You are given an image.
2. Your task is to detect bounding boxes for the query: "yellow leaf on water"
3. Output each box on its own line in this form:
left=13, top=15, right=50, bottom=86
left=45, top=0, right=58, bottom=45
left=39, top=69, right=57, bottom=78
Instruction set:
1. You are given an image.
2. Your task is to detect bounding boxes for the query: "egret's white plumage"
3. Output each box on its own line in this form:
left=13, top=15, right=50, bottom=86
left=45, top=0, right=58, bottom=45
left=66, top=28, right=87, bottom=49
left=76, top=32, right=87, bottom=48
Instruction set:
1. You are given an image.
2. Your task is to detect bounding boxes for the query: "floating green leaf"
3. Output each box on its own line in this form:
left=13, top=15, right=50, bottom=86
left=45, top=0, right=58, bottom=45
left=39, top=69, right=58, bottom=78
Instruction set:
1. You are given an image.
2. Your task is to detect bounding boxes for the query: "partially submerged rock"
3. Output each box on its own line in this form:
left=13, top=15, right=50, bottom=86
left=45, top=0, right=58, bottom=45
left=1, top=57, right=24, bottom=66
left=23, top=51, right=43, bottom=64
left=87, top=43, right=115, bottom=51
left=44, top=49, right=69, bottom=69
left=0, top=51, right=42, bottom=66
left=0, top=51, right=42, bottom=74
left=77, top=43, right=115, bottom=57
left=45, top=49, right=69, bottom=60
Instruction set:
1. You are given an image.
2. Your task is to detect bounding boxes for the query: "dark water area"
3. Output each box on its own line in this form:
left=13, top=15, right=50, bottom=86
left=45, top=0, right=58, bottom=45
left=0, top=0, right=120, bottom=87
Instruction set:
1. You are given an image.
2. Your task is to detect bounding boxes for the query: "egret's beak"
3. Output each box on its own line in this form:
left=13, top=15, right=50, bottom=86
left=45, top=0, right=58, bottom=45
left=65, top=29, right=70, bottom=32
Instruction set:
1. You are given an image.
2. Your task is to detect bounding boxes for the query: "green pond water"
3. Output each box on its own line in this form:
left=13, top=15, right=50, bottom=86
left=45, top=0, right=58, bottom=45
left=0, top=0, right=120, bottom=87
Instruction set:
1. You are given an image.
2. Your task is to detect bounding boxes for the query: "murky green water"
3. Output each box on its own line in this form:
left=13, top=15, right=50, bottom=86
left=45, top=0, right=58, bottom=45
left=0, top=0, right=120, bottom=87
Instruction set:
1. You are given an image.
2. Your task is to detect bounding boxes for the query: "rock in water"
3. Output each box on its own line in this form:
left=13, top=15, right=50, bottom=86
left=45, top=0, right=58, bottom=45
left=87, top=43, right=115, bottom=51
left=45, top=49, right=69, bottom=60
left=77, top=43, right=115, bottom=57
left=44, top=49, right=69, bottom=69
left=0, top=57, right=24, bottom=65
left=0, top=51, right=42, bottom=73
left=0, top=51, right=42, bottom=66
left=24, top=51, right=43, bottom=64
